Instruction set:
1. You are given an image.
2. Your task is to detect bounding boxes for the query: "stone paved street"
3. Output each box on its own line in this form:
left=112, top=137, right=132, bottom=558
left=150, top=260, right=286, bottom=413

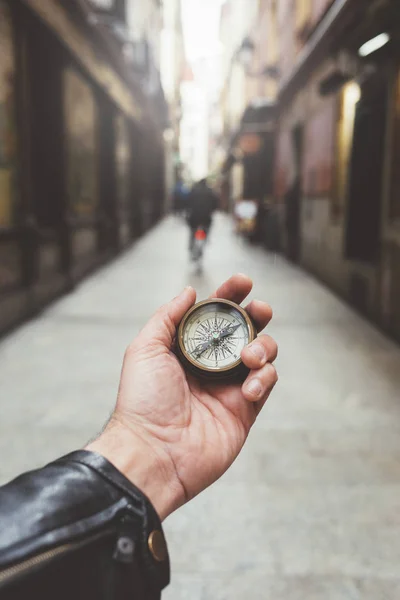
left=1, top=214, right=400, bottom=599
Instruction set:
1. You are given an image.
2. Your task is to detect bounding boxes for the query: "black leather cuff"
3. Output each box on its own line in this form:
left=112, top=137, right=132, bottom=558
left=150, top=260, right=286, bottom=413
left=56, top=450, right=170, bottom=591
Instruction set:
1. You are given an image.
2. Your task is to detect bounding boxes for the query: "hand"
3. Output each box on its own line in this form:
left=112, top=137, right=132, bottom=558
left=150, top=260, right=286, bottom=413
left=87, top=274, right=278, bottom=520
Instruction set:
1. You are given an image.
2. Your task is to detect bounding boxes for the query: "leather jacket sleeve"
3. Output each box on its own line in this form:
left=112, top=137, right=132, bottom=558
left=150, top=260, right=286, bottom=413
left=0, top=451, right=170, bottom=600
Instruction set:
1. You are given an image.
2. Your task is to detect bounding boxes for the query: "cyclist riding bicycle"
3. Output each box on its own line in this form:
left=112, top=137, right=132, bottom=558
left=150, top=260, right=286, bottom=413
left=186, top=178, right=219, bottom=255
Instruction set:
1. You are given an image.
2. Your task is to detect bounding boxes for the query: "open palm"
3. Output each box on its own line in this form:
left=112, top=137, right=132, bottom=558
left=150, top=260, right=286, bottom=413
left=91, top=275, right=278, bottom=520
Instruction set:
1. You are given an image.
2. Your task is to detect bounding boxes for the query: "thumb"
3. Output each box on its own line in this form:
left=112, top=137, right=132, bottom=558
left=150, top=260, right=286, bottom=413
left=137, top=286, right=197, bottom=350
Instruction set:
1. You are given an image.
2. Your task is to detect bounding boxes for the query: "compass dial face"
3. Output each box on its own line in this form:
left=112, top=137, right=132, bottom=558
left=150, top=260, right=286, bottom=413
left=179, top=301, right=252, bottom=372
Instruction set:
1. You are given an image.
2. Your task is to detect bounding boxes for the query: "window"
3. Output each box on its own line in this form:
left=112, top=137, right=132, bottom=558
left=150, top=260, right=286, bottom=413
left=295, top=0, right=312, bottom=32
left=63, top=68, right=98, bottom=217
left=114, top=114, right=131, bottom=208
left=0, top=1, right=18, bottom=229
left=335, top=81, right=360, bottom=214
left=302, top=97, right=336, bottom=197
left=274, top=128, right=294, bottom=200
left=390, top=69, right=400, bottom=220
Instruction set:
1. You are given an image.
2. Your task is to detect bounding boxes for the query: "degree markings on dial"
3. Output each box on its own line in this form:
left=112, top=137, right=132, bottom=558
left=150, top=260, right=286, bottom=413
left=213, top=345, right=221, bottom=365
left=183, top=308, right=249, bottom=369
left=199, top=323, right=208, bottom=335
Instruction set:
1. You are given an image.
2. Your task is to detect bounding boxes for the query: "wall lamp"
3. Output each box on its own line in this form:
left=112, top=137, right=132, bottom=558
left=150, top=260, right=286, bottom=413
left=358, top=33, right=390, bottom=57
left=234, top=36, right=280, bottom=79
left=235, top=37, right=256, bottom=69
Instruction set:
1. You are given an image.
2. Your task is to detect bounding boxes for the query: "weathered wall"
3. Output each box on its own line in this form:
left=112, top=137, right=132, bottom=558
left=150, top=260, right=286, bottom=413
left=275, top=58, right=382, bottom=312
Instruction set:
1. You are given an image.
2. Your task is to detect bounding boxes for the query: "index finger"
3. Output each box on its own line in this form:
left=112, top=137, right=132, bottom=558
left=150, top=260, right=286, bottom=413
left=209, top=273, right=253, bottom=305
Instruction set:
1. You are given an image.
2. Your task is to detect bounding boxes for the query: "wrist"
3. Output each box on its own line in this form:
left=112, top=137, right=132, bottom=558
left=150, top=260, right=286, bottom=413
left=86, top=418, right=185, bottom=520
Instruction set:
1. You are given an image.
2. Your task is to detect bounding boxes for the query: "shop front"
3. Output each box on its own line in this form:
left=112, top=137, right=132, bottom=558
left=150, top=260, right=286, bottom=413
left=0, top=0, right=168, bottom=337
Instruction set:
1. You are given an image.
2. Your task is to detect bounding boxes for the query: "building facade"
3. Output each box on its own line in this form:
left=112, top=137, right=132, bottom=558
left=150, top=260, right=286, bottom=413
left=160, top=0, right=185, bottom=209
left=274, top=0, right=400, bottom=340
left=220, top=0, right=400, bottom=342
left=0, top=0, right=172, bottom=336
left=219, top=0, right=279, bottom=219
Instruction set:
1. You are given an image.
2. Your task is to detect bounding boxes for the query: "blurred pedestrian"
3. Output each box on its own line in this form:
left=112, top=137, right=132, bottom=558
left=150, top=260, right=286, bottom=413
left=0, top=274, right=277, bottom=600
left=172, top=180, right=188, bottom=216
left=186, top=178, right=219, bottom=251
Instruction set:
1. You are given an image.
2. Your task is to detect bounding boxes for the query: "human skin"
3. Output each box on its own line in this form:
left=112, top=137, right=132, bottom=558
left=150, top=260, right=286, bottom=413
left=87, top=274, right=278, bottom=520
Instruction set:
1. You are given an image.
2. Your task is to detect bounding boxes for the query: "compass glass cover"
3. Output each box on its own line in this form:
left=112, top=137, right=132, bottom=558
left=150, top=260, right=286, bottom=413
left=182, top=302, right=250, bottom=371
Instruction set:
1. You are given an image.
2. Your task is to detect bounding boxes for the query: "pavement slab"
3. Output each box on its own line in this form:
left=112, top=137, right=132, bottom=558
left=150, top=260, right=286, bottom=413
left=1, top=214, right=400, bottom=599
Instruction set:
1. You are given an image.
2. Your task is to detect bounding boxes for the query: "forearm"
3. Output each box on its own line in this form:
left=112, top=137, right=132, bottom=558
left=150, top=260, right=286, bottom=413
left=86, top=419, right=185, bottom=521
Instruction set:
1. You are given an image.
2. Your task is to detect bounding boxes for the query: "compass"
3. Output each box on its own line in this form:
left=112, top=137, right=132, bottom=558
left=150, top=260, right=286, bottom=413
left=176, top=298, right=257, bottom=381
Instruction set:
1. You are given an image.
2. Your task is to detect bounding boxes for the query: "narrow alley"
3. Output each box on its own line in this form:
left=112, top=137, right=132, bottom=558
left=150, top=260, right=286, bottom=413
left=1, top=214, right=400, bottom=599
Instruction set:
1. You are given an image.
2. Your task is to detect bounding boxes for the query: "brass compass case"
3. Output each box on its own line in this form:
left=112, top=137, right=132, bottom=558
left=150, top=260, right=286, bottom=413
left=176, top=299, right=257, bottom=381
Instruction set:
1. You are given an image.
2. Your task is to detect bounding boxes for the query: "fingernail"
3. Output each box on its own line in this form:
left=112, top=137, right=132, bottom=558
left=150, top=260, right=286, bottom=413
left=246, top=379, right=262, bottom=398
left=248, top=342, right=266, bottom=364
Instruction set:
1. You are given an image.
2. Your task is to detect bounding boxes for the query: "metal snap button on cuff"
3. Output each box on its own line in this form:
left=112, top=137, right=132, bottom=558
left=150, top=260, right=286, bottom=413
left=148, top=530, right=167, bottom=562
